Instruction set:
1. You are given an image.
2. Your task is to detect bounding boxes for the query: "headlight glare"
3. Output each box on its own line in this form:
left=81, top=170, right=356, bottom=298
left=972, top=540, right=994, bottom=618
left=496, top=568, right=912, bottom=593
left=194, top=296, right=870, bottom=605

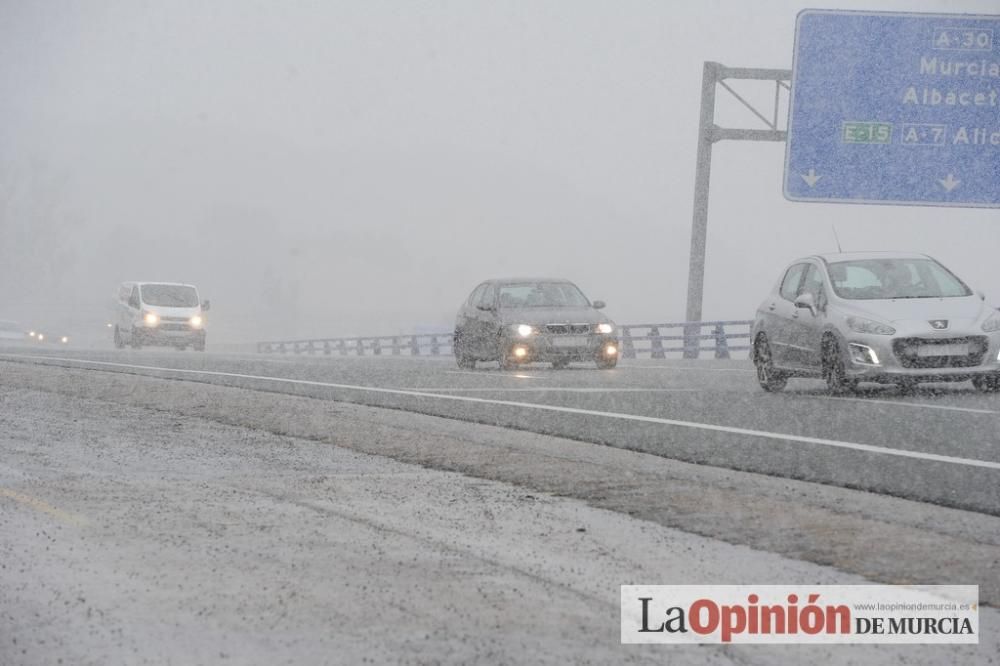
left=143, top=312, right=159, bottom=326
left=515, top=324, right=534, bottom=338
left=982, top=312, right=1000, bottom=333
left=846, top=316, right=895, bottom=335
left=190, top=315, right=203, bottom=329
left=596, top=323, right=614, bottom=334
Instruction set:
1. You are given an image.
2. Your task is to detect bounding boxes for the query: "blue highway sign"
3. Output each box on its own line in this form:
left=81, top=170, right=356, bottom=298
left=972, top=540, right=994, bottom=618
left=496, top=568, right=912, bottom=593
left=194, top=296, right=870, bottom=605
left=784, top=10, right=1000, bottom=207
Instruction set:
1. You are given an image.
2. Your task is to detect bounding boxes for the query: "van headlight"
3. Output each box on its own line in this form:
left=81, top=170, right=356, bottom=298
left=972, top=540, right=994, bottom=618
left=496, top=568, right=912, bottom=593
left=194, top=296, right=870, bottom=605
left=514, top=324, right=535, bottom=338
left=595, top=323, right=614, bottom=334
left=846, top=316, right=895, bottom=335
left=143, top=312, right=160, bottom=327
left=190, top=315, right=203, bottom=329
left=982, top=312, right=1000, bottom=333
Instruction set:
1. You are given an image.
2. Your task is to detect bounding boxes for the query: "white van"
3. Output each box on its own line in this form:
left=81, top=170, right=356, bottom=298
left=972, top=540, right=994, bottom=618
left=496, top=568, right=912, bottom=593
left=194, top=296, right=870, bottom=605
left=114, top=282, right=209, bottom=351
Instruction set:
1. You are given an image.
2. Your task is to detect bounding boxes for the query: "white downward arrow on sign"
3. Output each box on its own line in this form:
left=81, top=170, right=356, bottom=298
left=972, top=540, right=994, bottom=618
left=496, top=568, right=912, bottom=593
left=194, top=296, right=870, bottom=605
left=801, top=169, right=821, bottom=187
left=939, top=174, right=960, bottom=191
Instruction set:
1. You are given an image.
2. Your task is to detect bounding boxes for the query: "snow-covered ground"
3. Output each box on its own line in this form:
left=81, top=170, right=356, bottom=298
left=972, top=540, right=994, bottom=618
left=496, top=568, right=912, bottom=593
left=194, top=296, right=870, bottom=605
left=1, top=363, right=998, bottom=664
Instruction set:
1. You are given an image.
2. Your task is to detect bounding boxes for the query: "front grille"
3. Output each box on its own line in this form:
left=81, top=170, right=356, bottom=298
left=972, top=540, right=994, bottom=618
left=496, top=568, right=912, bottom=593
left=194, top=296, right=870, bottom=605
left=892, top=336, right=989, bottom=369
left=545, top=324, right=591, bottom=335
left=159, top=323, right=192, bottom=331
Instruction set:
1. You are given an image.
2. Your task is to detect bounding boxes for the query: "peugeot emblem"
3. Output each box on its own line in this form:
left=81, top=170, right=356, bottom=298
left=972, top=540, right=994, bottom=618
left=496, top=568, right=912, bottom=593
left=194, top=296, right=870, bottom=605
left=929, top=319, right=949, bottom=330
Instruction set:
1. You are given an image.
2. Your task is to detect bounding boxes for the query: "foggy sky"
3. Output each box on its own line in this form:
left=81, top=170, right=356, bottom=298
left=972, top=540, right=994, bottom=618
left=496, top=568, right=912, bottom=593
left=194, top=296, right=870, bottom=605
left=2, top=0, right=998, bottom=344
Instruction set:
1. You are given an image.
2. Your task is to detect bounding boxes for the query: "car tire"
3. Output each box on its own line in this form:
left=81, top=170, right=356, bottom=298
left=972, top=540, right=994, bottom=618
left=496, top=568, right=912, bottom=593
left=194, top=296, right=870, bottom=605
left=972, top=375, right=1000, bottom=393
left=552, top=359, right=570, bottom=370
left=129, top=330, right=142, bottom=350
left=753, top=334, right=787, bottom=392
left=822, top=336, right=857, bottom=394
left=193, top=341, right=206, bottom=352
left=113, top=326, right=125, bottom=349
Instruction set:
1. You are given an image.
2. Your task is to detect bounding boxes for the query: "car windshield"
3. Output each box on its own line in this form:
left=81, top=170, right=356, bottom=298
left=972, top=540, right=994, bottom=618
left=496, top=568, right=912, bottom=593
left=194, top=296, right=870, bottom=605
left=497, top=282, right=590, bottom=309
left=140, top=285, right=199, bottom=307
left=827, top=258, right=972, bottom=300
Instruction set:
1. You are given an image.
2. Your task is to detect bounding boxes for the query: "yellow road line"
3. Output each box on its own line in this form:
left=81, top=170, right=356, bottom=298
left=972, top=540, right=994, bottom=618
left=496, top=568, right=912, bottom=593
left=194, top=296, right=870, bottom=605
left=0, top=487, right=89, bottom=527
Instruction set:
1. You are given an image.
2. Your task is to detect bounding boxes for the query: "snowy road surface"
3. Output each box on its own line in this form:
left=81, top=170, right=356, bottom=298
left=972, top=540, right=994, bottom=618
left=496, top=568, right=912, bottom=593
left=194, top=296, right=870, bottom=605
left=1, top=357, right=999, bottom=663
left=3, top=348, right=1000, bottom=513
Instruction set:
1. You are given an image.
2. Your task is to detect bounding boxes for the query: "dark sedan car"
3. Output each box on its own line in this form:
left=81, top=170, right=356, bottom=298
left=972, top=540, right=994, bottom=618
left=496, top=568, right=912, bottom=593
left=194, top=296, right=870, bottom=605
left=453, top=278, right=619, bottom=370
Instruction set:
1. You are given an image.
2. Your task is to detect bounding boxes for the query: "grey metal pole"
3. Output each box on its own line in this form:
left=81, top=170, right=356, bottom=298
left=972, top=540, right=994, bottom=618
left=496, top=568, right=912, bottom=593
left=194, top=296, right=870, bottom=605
left=684, top=61, right=719, bottom=359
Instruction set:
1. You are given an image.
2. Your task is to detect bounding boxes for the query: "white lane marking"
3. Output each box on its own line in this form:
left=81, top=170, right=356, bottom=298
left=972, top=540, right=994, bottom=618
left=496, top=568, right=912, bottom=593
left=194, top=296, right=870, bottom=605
left=445, top=370, right=541, bottom=379
left=4, top=353, right=1000, bottom=472
left=394, top=387, right=700, bottom=393
left=800, top=394, right=1000, bottom=416
left=638, top=366, right=753, bottom=373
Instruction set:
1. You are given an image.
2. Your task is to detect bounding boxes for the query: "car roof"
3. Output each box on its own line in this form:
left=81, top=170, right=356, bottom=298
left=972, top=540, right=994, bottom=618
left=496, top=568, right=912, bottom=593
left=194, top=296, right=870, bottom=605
left=810, top=251, right=931, bottom=263
left=130, top=282, right=198, bottom=288
left=485, top=277, right=575, bottom=285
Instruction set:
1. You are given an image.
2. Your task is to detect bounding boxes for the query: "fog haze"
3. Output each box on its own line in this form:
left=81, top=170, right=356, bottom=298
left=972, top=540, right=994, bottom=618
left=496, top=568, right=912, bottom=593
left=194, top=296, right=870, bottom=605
left=2, top=0, right=997, bottom=343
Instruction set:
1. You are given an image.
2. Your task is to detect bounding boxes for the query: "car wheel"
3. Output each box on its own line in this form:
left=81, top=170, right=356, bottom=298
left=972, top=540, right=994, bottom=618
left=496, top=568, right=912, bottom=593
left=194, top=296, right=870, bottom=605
left=193, top=341, right=206, bottom=352
left=822, top=336, right=857, bottom=394
left=753, top=334, right=787, bottom=392
left=552, top=359, right=570, bottom=370
left=113, top=326, right=125, bottom=349
left=972, top=375, right=1000, bottom=393
left=129, top=330, right=142, bottom=350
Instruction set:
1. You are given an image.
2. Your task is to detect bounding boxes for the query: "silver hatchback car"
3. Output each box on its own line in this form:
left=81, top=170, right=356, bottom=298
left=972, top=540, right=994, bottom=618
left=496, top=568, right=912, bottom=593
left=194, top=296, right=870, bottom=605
left=751, top=252, right=1000, bottom=393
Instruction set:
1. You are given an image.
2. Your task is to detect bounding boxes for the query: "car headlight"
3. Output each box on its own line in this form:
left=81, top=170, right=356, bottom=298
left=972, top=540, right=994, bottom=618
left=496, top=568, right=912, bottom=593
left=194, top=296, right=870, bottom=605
left=190, top=315, right=203, bottom=329
left=846, top=316, right=895, bottom=335
left=982, top=312, right=1000, bottom=333
left=514, top=324, right=535, bottom=337
left=143, top=312, right=159, bottom=326
left=595, top=323, right=614, bottom=334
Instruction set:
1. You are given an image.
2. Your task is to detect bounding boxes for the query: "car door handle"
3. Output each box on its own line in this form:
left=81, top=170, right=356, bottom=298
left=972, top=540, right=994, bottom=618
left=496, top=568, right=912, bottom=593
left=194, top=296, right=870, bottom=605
left=768, top=304, right=776, bottom=311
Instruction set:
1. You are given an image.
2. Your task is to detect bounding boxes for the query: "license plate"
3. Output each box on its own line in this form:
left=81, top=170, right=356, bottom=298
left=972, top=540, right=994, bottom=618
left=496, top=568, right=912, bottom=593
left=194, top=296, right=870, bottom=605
left=917, top=343, right=968, bottom=357
left=551, top=336, right=589, bottom=348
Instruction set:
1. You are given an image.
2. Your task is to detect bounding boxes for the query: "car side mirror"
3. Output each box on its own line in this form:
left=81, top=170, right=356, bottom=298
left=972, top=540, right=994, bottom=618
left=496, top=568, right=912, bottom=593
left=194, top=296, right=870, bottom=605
left=976, top=290, right=985, bottom=301
left=592, top=300, right=606, bottom=310
left=794, top=293, right=817, bottom=316
left=201, top=300, right=211, bottom=311
left=476, top=304, right=495, bottom=312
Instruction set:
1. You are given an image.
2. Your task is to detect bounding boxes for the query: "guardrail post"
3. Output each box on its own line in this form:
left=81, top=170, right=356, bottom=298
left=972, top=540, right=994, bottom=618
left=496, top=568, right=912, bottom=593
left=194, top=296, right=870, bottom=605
left=306, top=341, right=316, bottom=355
left=323, top=341, right=331, bottom=355
left=410, top=335, right=420, bottom=355
left=713, top=324, right=730, bottom=359
left=391, top=337, right=401, bottom=355
left=621, top=327, right=636, bottom=359
left=430, top=335, right=440, bottom=356
left=373, top=338, right=382, bottom=355
left=356, top=339, right=365, bottom=356
left=649, top=326, right=666, bottom=359
left=338, top=339, right=347, bottom=356
left=278, top=343, right=286, bottom=354
left=293, top=342, right=301, bottom=355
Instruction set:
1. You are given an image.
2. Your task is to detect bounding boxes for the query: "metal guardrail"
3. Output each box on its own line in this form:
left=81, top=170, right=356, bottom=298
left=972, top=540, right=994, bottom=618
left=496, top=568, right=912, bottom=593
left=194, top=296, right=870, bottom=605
left=256, top=320, right=753, bottom=360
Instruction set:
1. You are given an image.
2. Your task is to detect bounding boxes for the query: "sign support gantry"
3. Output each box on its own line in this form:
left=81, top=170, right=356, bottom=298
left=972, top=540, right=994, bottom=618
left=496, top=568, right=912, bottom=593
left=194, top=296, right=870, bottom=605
left=684, top=62, right=791, bottom=359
